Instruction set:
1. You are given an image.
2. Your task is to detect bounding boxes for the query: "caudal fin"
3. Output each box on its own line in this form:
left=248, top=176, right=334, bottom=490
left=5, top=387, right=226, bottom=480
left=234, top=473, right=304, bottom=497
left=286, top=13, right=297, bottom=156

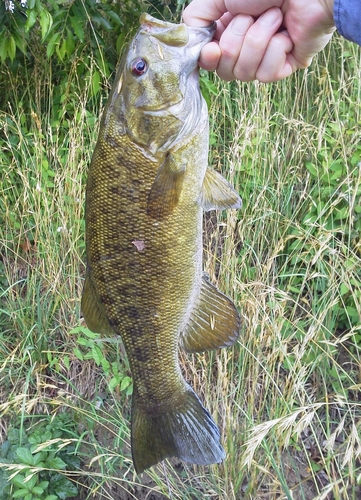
left=131, top=384, right=225, bottom=473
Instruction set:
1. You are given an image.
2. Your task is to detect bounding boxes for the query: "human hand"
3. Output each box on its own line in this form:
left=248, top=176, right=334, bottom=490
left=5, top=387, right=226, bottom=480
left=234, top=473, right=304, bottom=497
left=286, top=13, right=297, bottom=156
left=183, top=0, right=336, bottom=82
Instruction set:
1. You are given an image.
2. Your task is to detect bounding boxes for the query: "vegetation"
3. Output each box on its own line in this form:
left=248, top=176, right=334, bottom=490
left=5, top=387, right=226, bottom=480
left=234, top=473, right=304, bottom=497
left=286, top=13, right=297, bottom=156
left=1, top=0, right=360, bottom=498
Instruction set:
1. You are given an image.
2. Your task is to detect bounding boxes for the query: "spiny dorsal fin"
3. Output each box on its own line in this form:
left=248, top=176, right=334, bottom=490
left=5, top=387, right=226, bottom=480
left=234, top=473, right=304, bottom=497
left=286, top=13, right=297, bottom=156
left=147, top=154, right=186, bottom=219
left=199, top=168, right=242, bottom=211
left=81, top=271, right=115, bottom=336
left=180, top=274, right=241, bottom=353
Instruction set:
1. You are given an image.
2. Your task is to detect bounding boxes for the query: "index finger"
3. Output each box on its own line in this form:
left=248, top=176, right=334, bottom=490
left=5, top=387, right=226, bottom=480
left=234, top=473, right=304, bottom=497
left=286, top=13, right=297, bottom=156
left=182, top=0, right=227, bottom=26
left=183, top=0, right=283, bottom=26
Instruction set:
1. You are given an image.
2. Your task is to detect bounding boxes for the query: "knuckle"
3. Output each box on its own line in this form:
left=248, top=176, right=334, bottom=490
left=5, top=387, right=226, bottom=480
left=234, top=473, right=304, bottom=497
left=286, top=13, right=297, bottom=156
left=219, top=40, right=240, bottom=60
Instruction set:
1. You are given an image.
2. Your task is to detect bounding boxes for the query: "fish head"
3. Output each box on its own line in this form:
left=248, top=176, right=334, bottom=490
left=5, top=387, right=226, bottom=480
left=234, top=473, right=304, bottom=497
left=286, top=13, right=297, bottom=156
left=107, top=14, right=216, bottom=154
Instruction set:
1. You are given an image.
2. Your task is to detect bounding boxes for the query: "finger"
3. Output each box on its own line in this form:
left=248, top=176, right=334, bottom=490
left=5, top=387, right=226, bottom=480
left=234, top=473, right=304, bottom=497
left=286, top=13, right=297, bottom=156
left=216, top=14, right=255, bottom=81
left=225, top=0, right=282, bottom=17
left=231, top=7, right=283, bottom=81
left=199, top=41, right=222, bottom=71
left=255, top=31, right=295, bottom=82
left=197, top=13, right=233, bottom=71
left=213, top=12, right=235, bottom=41
left=183, top=0, right=227, bottom=27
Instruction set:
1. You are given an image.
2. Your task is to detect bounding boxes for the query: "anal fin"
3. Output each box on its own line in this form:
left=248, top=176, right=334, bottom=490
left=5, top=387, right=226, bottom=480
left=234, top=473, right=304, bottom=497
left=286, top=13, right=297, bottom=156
left=81, top=270, right=115, bottom=335
left=199, top=168, right=242, bottom=211
left=180, top=274, right=241, bottom=353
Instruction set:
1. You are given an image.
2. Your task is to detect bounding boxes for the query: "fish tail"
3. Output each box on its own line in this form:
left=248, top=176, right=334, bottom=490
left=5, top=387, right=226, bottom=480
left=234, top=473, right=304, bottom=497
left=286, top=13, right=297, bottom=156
left=131, top=384, right=225, bottom=473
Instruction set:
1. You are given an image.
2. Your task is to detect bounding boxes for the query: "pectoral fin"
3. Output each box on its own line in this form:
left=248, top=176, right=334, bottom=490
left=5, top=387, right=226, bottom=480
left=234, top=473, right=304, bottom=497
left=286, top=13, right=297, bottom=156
left=199, top=168, right=242, bottom=211
left=180, top=274, right=241, bottom=353
left=81, top=270, right=115, bottom=335
left=147, top=154, right=186, bottom=219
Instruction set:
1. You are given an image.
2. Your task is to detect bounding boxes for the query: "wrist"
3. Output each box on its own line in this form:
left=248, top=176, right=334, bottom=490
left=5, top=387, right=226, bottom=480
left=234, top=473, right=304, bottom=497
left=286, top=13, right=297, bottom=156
left=318, top=0, right=335, bottom=24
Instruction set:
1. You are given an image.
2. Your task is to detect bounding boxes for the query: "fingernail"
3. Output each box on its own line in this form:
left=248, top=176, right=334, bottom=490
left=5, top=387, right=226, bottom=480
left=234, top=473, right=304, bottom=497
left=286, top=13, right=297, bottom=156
left=259, top=8, right=280, bottom=27
left=231, top=16, right=251, bottom=36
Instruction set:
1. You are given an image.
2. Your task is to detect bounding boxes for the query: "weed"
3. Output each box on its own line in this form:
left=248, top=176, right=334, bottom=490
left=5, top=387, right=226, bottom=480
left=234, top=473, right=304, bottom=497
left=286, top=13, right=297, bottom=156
left=0, top=413, right=79, bottom=499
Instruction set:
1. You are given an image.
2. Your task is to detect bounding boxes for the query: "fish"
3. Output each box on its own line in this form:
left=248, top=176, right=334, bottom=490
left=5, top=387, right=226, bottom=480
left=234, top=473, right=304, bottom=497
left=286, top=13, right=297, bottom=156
left=81, top=13, right=242, bottom=474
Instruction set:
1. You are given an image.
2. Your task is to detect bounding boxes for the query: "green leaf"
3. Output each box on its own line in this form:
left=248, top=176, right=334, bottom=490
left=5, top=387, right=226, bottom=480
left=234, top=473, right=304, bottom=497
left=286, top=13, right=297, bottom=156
left=334, top=205, right=349, bottom=220
left=100, top=356, right=110, bottom=373
left=329, top=169, right=343, bottom=181
left=305, top=161, right=318, bottom=178
left=91, top=345, right=103, bottom=365
left=11, top=22, right=29, bottom=51
left=346, top=306, right=359, bottom=320
left=70, top=15, right=84, bottom=42
left=0, top=34, right=7, bottom=64
left=340, top=283, right=350, bottom=296
left=25, top=9, right=38, bottom=32
left=38, top=481, right=49, bottom=490
left=107, top=10, right=123, bottom=25
left=57, top=38, right=67, bottom=61
left=16, top=447, right=34, bottom=465
left=7, top=37, right=16, bottom=62
left=53, top=477, right=78, bottom=499
left=13, top=489, right=30, bottom=498
left=81, top=328, right=99, bottom=339
left=0, top=440, right=11, bottom=458
left=69, top=326, right=85, bottom=334
left=65, top=33, right=75, bottom=55
left=46, top=32, right=60, bottom=58
left=108, top=376, right=119, bottom=391
left=98, top=16, right=112, bottom=30
left=91, top=70, right=101, bottom=96
left=40, top=10, right=53, bottom=41
left=77, top=337, right=91, bottom=346
left=120, top=376, right=132, bottom=392
left=63, top=355, right=70, bottom=370
left=32, top=451, right=47, bottom=465
left=310, top=460, right=322, bottom=472
left=25, top=474, right=38, bottom=490
left=46, top=456, right=67, bottom=469
left=11, top=474, right=27, bottom=489
left=32, top=485, right=46, bottom=495
left=73, top=347, right=84, bottom=361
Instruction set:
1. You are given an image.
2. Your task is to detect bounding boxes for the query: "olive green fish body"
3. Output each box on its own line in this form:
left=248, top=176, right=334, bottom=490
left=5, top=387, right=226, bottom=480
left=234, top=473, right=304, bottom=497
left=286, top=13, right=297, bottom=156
left=86, top=131, right=204, bottom=393
left=82, top=14, right=242, bottom=473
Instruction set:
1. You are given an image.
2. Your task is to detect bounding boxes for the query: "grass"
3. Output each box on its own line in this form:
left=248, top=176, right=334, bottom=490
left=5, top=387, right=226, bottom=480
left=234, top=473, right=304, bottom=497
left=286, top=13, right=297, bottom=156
left=1, top=23, right=361, bottom=500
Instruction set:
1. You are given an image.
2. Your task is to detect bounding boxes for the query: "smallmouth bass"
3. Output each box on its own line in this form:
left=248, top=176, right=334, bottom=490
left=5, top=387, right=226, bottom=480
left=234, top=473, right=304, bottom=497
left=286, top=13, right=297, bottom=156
left=81, top=13, right=242, bottom=473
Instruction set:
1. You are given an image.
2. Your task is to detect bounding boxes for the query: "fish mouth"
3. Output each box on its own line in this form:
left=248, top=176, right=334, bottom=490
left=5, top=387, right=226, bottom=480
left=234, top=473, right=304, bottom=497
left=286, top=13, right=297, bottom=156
left=186, top=21, right=216, bottom=47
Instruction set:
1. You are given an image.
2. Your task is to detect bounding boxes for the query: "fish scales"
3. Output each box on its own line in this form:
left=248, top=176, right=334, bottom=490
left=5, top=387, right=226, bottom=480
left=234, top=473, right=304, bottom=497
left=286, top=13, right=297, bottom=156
left=82, top=13, right=242, bottom=473
left=87, top=133, right=204, bottom=393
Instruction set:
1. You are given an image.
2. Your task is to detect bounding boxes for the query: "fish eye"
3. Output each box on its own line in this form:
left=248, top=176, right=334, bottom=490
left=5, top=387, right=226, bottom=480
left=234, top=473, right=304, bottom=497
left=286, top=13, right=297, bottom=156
left=131, top=58, right=148, bottom=76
